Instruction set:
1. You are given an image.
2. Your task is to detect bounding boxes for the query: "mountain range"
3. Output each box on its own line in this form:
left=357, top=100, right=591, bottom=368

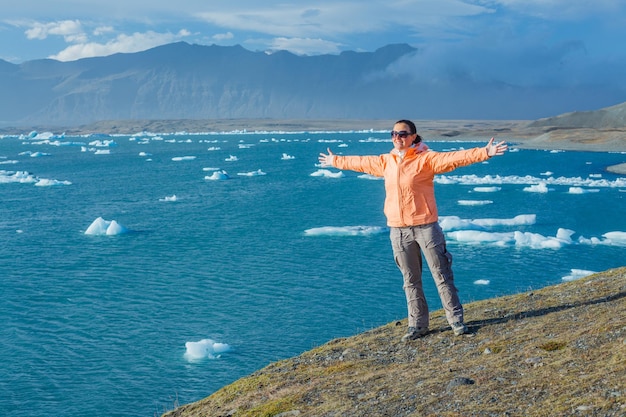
left=0, top=42, right=421, bottom=127
left=2, top=42, right=626, bottom=130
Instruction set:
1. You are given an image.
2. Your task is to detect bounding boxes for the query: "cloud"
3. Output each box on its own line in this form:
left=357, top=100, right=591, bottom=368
left=25, top=19, right=86, bottom=42
left=491, top=0, right=624, bottom=19
left=48, top=29, right=191, bottom=61
left=212, top=31, right=234, bottom=41
left=268, top=37, right=343, bottom=55
left=195, top=1, right=493, bottom=38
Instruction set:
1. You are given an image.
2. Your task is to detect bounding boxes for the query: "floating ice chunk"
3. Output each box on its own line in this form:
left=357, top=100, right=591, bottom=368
left=562, top=269, right=596, bottom=281
left=447, top=227, right=574, bottom=249
left=540, top=171, right=553, bottom=176
left=440, top=216, right=487, bottom=232
left=94, top=149, right=111, bottom=155
left=225, top=155, right=238, bottom=161
left=439, top=214, right=535, bottom=232
left=205, top=170, right=229, bottom=180
left=304, top=226, right=387, bottom=236
left=602, top=231, right=626, bottom=246
left=447, top=230, right=515, bottom=244
left=35, top=179, right=72, bottom=186
left=513, top=228, right=574, bottom=249
left=237, top=169, right=266, bottom=176
left=358, top=174, right=382, bottom=180
left=310, top=169, right=345, bottom=178
left=139, top=152, right=152, bottom=157
left=473, top=214, right=536, bottom=228
left=159, top=195, right=178, bottom=202
left=567, top=187, right=599, bottom=194
left=524, top=182, right=549, bottom=193
left=473, top=186, right=501, bottom=192
left=84, top=217, right=130, bottom=235
left=0, top=171, right=36, bottom=183
left=184, top=339, right=231, bottom=361
left=457, top=200, right=493, bottom=206
left=172, top=156, right=196, bottom=161
left=281, top=153, right=295, bottom=160
left=19, top=151, right=51, bottom=157
left=89, top=139, right=117, bottom=147
left=207, top=147, right=221, bottom=151
left=474, top=279, right=490, bottom=285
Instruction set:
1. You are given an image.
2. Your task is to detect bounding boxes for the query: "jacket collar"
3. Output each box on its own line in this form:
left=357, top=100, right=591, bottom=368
left=391, top=142, right=430, bottom=159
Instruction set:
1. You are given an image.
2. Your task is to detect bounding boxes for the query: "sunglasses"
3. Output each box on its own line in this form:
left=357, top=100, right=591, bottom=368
left=391, top=130, right=412, bottom=139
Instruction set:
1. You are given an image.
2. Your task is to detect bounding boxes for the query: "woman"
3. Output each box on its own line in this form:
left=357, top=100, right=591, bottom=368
left=318, top=119, right=508, bottom=341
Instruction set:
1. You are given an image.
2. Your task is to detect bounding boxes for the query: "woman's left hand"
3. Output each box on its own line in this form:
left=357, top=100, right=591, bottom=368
left=485, top=137, right=508, bottom=157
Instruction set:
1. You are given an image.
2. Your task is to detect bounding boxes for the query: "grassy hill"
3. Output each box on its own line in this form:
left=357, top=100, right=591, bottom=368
left=162, top=267, right=626, bottom=417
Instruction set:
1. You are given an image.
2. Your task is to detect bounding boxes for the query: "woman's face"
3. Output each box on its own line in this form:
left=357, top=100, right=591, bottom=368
left=391, top=122, right=415, bottom=151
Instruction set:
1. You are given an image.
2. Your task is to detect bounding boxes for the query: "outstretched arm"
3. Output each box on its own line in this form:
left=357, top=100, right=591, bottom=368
left=485, top=138, right=508, bottom=157
left=318, top=148, right=335, bottom=167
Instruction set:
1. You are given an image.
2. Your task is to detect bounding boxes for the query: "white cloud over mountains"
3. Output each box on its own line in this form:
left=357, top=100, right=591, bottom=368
left=1, top=0, right=624, bottom=118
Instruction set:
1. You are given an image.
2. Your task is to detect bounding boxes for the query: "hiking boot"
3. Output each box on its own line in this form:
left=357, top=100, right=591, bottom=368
left=401, top=326, right=428, bottom=342
left=451, top=322, right=468, bottom=336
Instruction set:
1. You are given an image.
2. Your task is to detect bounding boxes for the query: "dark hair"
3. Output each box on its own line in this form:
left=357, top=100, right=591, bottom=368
left=395, top=119, right=422, bottom=144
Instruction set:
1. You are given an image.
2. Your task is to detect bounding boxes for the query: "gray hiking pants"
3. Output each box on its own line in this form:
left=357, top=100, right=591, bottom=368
left=390, top=222, right=463, bottom=328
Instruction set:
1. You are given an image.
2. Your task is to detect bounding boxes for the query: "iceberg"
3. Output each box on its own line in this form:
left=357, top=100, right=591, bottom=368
left=84, top=217, right=130, bottom=236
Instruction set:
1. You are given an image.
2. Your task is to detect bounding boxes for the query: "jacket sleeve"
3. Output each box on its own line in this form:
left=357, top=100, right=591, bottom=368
left=333, top=155, right=386, bottom=177
left=426, top=147, right=490, bottom=174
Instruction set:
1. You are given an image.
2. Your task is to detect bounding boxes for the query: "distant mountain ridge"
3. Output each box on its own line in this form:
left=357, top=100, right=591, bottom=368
left=2, top=42, right=625, bottom=128
left=0, top=42, right=420, bottom=126
left=529, top=101, right=626, bottom=129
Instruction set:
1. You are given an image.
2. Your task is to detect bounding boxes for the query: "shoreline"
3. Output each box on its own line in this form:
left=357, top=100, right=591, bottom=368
left=2, top=118, right=625, bottom=173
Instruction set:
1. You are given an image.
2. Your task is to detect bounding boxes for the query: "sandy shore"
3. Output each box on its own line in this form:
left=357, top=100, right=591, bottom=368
left=2, top=118, right=625, bottom=173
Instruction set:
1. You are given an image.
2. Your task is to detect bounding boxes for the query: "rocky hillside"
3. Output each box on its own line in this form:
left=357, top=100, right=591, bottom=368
left=529, top=101, right=626, bottom=129
left=162, top=267, right=626, bottom=417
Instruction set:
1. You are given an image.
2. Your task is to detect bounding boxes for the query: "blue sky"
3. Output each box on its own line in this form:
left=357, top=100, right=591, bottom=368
left=1, top=0, right=625, bottom=118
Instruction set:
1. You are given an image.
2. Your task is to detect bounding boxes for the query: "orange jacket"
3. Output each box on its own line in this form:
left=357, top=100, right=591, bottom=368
left=332, top=143, right=491, bottom=227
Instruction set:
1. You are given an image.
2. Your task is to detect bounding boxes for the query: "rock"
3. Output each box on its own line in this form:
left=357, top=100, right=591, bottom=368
left=446, top=377, right=475, bottom=391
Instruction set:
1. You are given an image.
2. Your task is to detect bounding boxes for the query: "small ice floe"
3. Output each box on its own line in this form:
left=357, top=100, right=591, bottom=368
left=310, top=169, right=345, bottom=178
left=523, top=182, right=549, bottom=193
left=357, top=174, right=382, bottom=180
left=205, top=170, right=229, bottom=180
left=237, top=169, right=266, bottom=177
left=562, top=269, right=596, bottom=281
left=567, top=187, right=600, bottom=194
left=184, top=339, right=231, bottom=361
left=159, top=195, right=178, bottom=202
left=35, top=179, right=72, bottom=187
left=473, top=186, right=501, bottom=193
left=457, top=200, right=493, bottom=206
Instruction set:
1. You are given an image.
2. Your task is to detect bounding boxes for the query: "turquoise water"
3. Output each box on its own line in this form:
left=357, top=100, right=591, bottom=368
left=1, top=130, right=625, bottom=416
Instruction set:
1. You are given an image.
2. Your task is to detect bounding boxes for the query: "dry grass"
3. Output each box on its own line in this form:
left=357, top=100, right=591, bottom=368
left=163, top=267, right=626, bottom=417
